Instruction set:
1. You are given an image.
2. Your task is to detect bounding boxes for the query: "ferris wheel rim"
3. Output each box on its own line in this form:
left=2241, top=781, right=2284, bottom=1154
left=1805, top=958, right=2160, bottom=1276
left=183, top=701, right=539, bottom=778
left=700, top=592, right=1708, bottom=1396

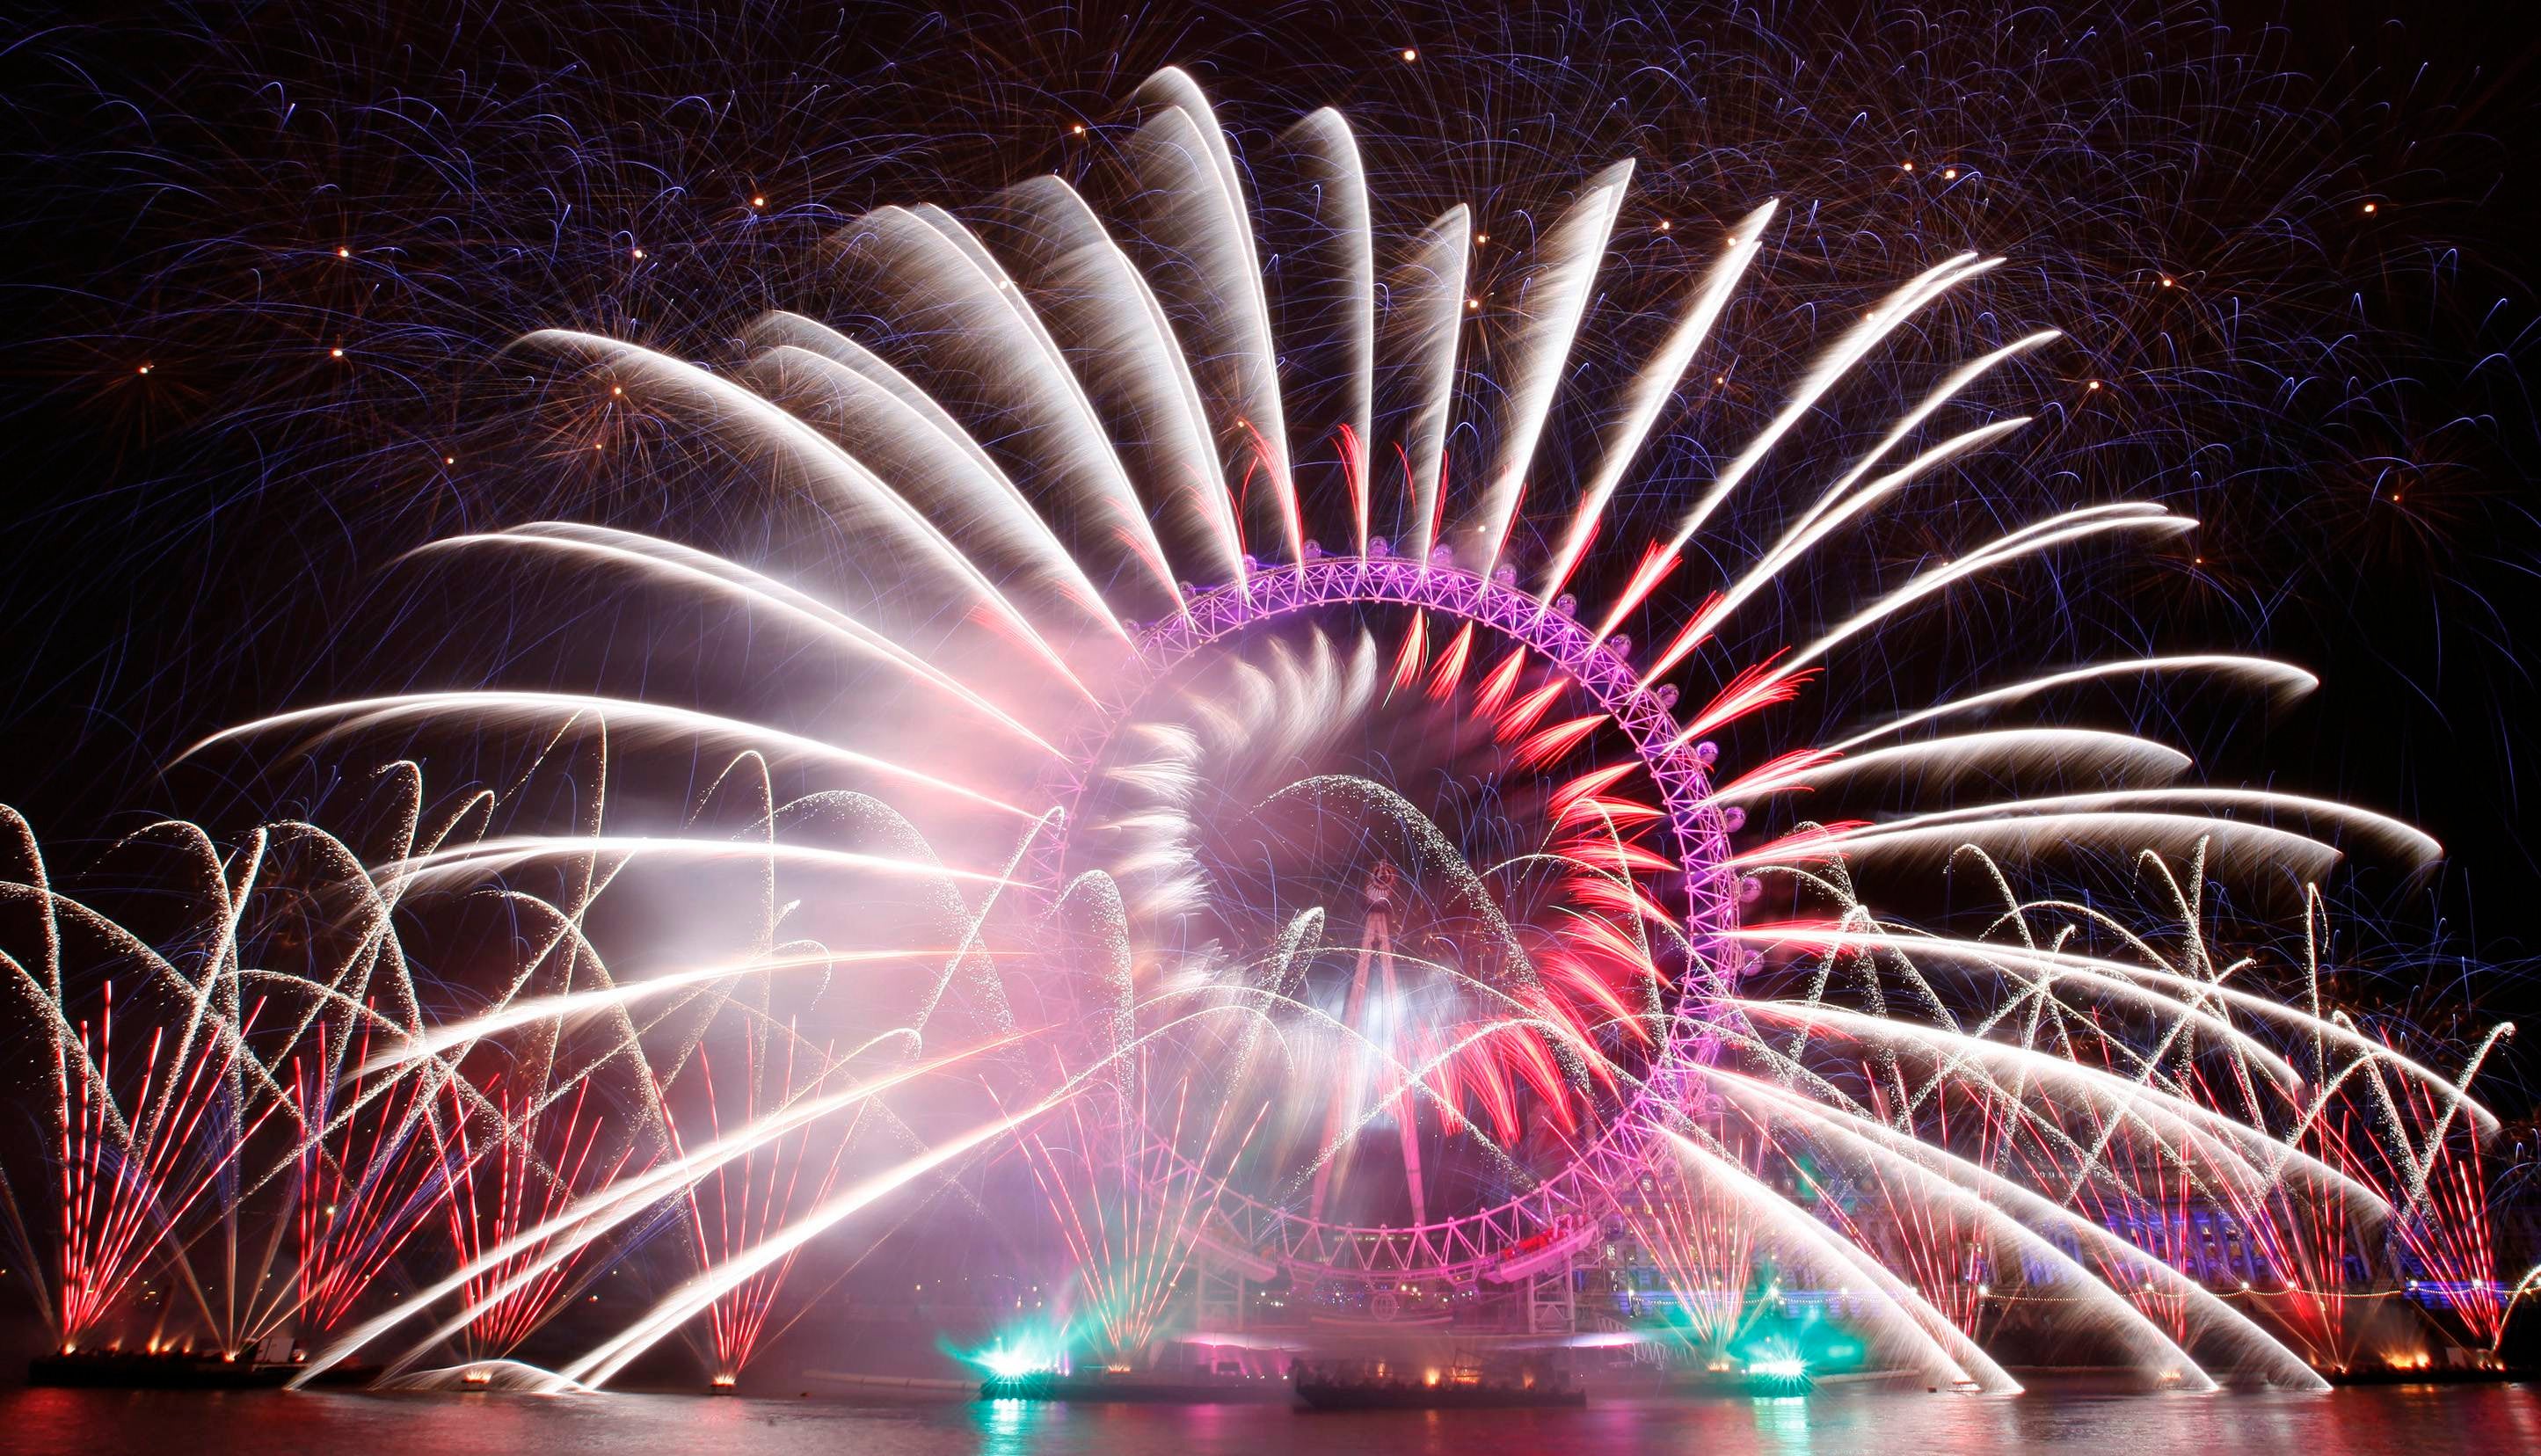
left=1020, top=551, right=1747, bottom=1278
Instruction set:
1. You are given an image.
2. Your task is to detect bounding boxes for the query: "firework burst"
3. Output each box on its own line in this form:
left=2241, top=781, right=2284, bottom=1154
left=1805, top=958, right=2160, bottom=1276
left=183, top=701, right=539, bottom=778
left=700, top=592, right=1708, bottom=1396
left=0, top=20, right=2526, bottom=1398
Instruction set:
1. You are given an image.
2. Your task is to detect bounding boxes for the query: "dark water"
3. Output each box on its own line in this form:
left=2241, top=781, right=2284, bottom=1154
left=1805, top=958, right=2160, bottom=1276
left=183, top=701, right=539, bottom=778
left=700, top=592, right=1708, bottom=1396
left=5, top=1382, right=2537, bottom=1456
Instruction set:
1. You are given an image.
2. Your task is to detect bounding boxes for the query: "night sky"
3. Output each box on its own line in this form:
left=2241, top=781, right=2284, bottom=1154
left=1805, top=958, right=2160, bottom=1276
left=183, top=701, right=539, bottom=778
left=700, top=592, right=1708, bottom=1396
left=1, top=0, right=2536, bottom=1059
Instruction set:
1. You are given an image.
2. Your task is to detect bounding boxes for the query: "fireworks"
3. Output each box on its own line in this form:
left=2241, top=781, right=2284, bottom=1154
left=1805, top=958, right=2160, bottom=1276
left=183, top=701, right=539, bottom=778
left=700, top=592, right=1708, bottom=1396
left=0, top=20, right=2529, bottom=1401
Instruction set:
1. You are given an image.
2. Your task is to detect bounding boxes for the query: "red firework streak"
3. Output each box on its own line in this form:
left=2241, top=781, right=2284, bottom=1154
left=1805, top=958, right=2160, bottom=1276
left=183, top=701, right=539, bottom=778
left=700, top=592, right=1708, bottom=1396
left=57, top=980, right=283, bottom=1350
left=2183, top=1060, right=2363, bottom=1368
left=672, top=1025, right=854, bottom=1381
left=2383, top=1063, right=2503, bottom=1344
left=1845, top=1075, right=1997, bottom=1337
left=1629, top=1147, right=1763, bottom=1353
left=438, top=1067, right=634, bottom=1358
left=1016, top=1075, right=1266, bottom=1361
left=286, top=1011, right=455, bottom=1335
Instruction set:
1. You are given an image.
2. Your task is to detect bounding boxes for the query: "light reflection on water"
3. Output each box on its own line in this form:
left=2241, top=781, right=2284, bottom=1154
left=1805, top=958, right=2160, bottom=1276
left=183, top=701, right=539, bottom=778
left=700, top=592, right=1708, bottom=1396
left=4, top=1382, right=2537, bottom=1455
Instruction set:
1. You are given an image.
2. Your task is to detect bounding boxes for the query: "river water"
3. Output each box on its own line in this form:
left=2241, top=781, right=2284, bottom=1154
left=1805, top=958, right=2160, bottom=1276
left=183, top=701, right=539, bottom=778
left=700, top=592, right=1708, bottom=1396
left=6, top=1381, right=2536, bottom=1455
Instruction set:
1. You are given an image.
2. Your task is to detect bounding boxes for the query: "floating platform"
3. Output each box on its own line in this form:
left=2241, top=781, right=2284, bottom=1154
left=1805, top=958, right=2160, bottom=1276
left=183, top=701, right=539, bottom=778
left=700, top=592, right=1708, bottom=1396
left=27, top=1350, right=379, bottom=1389
left=30, top=1350, right=299, bottom=1389
left=1293, top=1377, right=1586, bottom=1410
left=2324, top=1364, right=2526, bottom=1387
left=799, top=1370, right=974, bottom=1398
left=979, top=1370, right=1292, bottom=1403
